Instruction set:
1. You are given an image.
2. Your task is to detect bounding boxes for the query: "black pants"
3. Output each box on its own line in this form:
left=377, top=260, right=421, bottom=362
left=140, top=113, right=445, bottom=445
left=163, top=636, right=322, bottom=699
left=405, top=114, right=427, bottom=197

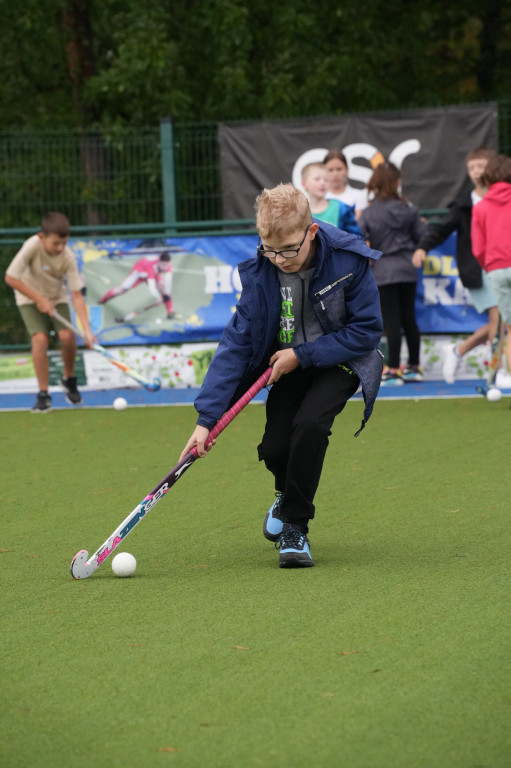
left=378, top=282, right=420, bottom=368
left=257, top=366, right=359, bottom=532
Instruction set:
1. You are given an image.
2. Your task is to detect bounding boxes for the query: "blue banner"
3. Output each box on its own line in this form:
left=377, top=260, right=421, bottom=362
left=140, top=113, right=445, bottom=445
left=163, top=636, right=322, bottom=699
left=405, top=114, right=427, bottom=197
left=71, top=232, right=485, bottom=345
left=416, top=233, right=486, bottom=333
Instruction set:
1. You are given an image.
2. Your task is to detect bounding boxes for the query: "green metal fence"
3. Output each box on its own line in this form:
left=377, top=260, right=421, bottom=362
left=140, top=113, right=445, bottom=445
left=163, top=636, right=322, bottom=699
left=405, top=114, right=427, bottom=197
left=0, top=120, right=224, bottom=232
left=0, top=127, right=160, bottom=228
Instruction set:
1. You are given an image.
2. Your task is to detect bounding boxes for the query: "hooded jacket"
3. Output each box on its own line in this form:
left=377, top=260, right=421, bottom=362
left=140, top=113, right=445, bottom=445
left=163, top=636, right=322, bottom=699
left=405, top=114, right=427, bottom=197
left=194, top=221, right=384, bottom=435
left=471, top=182, right=511, bottom=273
left=415, top=188, right=483, bottom=290
left=358, top=198, right=428, bottom=286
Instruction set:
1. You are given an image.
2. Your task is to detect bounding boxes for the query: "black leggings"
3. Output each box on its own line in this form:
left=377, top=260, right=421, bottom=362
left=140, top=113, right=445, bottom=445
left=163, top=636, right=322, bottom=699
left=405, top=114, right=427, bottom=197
left=378, top=282, right=420, bottom=368
left=257, top=366, right=359, bottom=532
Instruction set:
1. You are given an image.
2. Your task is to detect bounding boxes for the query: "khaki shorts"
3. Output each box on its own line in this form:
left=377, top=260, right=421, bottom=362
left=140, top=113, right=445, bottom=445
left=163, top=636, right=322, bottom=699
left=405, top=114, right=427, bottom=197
left=18, top=303, right=72, bottom=337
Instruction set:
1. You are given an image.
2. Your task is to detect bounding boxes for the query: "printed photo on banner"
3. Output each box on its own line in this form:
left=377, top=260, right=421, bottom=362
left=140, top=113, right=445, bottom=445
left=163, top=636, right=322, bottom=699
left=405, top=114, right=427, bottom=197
left=71, top=234, right=257, bottom=346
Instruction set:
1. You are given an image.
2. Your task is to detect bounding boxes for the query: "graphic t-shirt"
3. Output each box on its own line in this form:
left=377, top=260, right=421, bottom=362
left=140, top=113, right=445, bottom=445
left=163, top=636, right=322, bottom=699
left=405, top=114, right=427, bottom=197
left=276, top=267, right=323, bottom=349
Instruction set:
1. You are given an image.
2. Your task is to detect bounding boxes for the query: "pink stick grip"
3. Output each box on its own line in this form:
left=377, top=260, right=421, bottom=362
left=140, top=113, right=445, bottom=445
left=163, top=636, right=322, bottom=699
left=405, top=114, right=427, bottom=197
left=189, top=367, right=272, bottom=457
left=207, top=367, right=272, bottom=444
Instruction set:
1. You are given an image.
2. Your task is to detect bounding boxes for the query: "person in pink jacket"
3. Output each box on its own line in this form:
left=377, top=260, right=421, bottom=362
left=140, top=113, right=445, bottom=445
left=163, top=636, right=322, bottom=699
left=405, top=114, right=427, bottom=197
left=471, top=153, right=511, bottom=373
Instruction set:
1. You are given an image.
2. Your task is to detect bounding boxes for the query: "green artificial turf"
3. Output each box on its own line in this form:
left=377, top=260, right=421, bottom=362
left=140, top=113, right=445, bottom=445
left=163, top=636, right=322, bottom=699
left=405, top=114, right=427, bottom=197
left=1, top=398, right=511, bottom=768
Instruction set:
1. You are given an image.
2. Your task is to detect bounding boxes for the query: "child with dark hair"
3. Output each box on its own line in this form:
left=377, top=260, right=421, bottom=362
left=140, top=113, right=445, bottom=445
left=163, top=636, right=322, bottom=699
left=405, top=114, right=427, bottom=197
left=413, top=147, right=499, bottom=384
left=359, top=162, right=428, bottom=385
left=5, top=211, right=95, bottom=412
left=323, top=149, right=368, bottom=217
left=471, top=153, right=511, bottom=375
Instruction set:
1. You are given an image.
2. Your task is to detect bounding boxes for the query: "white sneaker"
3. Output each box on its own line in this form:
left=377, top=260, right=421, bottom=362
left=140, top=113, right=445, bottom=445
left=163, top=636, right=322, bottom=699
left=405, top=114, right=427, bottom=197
left=441, top=344, right=461, bottom=384
left=495, top=370, right=511, bottom=389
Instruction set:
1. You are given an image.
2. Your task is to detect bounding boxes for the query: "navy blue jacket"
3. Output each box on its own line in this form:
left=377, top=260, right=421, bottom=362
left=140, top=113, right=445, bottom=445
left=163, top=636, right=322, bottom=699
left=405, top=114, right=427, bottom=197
left=195, top=222, right=384, bottom=434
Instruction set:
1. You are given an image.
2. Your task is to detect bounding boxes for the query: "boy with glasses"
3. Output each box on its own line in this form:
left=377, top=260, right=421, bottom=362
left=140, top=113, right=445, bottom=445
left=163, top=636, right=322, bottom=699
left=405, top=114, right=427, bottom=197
left=180, top=184, right=383, bottom=568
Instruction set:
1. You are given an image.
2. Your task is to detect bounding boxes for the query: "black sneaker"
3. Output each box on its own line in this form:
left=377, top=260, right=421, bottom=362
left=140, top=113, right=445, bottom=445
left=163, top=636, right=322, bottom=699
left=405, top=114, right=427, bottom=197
left=61, top=376, right=82, bottom=405
left=276, top=523, right=314, bottom=568
left=32, top=391, right=52, bottom=413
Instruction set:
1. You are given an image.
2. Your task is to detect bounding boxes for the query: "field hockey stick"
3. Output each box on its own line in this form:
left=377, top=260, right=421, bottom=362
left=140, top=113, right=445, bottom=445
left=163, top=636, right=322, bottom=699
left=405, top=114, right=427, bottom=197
left=52, top=310, right=161, bottom=392
left=114, top=300, right=163, bottom=323
left=70, top=366, right=272, bottom=579
left=476, top=314, right=504, bottom=395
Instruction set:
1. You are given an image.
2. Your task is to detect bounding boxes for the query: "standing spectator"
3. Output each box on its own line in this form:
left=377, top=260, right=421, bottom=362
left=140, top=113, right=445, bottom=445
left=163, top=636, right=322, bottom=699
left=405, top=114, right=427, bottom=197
left=413, top=148, right=499, bottom=384
left=359, top=162, right=428, bottom=385
left=301, top=163, right=362, bottom=236
left=5, top=211, right=95, bottom=413
left=323, top=149, right=368, bottom=218
left=471, top=153, right=511, bottom=376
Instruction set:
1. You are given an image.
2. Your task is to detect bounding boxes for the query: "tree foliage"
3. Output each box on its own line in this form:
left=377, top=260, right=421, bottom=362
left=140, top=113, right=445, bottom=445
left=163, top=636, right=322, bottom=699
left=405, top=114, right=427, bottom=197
left=0, top=0, right=510, bottom=129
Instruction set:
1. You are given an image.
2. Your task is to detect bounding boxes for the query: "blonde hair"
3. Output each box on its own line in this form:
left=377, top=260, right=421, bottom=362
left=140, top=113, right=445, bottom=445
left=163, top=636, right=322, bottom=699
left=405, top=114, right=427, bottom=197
left=255, top=183, right=312, bottom=240
left=301, top=162, right=328, bottom=182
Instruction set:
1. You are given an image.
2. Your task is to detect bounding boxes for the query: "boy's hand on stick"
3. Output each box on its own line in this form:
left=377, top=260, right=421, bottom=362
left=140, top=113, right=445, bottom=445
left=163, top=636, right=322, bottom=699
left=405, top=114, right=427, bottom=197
left=269, top=349, right=299, bottom=384
left=36, top=297, right=55, bottom=316
left=84, top=329, right=96, bottom=348
left=180, top=425, right=214, bottom=460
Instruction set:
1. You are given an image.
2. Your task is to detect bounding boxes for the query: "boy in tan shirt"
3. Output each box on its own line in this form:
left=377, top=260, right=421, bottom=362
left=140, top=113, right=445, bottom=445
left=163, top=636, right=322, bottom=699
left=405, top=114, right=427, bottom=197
left=5, top=211, right=95, bottom=412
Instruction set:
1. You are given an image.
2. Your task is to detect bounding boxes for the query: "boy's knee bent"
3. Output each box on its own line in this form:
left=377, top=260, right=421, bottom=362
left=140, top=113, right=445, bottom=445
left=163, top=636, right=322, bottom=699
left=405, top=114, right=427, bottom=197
left=58, top=328, right=76, bottom=347
left=293, top=413, right=333, bottom=442
left=257, top=434, right=290, bottom=466
left=32, top=332, right=49, bottom=352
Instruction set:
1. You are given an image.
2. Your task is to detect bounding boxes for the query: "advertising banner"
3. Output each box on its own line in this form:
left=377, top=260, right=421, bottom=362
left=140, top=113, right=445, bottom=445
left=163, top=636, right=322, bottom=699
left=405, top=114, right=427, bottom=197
left=219, top=104, right=498, bottom=220
left=71, top=231, right=486, bottom=346
left=0, top=231, right=491, bottom=396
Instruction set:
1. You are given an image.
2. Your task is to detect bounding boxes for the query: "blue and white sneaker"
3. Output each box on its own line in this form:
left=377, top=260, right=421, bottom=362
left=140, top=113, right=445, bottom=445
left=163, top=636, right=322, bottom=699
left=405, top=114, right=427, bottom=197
left=276, top=524, right=314, bottom=568
left=263, top=492, right=285, bottom=542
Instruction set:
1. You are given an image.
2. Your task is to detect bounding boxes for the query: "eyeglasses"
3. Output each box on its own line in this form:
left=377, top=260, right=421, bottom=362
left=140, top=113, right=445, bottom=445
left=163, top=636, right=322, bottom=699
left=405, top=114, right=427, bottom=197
left=257, top=225, right=311, bottom=260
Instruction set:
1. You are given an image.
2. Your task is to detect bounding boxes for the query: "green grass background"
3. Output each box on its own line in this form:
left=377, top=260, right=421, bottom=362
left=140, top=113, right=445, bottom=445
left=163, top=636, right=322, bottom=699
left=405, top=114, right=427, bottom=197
left=1, top=398, right=510, bottom=768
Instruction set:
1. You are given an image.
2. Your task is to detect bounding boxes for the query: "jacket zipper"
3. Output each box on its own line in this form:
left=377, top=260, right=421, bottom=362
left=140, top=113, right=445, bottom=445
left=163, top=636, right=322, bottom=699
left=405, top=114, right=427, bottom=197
left=301, top=279, right=308, bottom=342
left=314, top=272, right=353, bottom=310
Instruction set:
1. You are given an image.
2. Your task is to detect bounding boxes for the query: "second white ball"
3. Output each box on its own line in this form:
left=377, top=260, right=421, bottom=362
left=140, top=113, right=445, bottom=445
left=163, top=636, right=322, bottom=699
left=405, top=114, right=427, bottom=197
left=113, top=397, right=128, bottom=411
left=112, top=552, right=137, bottom=577
left=486, top=387, right=502, bottom=402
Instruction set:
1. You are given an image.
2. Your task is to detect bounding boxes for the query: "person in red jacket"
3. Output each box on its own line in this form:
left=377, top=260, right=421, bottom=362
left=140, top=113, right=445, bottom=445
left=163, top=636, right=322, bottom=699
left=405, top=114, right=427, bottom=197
left=471, top=154, right=511, bottom=375
left=413, top=148, right=498, bottom=384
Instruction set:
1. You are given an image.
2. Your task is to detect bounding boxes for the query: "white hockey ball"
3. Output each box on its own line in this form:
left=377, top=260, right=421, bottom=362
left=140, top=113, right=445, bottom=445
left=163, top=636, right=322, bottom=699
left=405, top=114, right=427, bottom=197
left=113, top=397, right=128, bottom=411
left=486, top=387, right=502, bottom=402
left=112, top=552, right=137, bottom=577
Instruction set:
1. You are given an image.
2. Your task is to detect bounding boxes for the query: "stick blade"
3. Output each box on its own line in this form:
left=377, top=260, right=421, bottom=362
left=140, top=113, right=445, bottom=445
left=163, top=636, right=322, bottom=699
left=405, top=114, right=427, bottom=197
left=70, top=549, right=98, bottom=580
left=147, top=377, right=161, bottom=392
